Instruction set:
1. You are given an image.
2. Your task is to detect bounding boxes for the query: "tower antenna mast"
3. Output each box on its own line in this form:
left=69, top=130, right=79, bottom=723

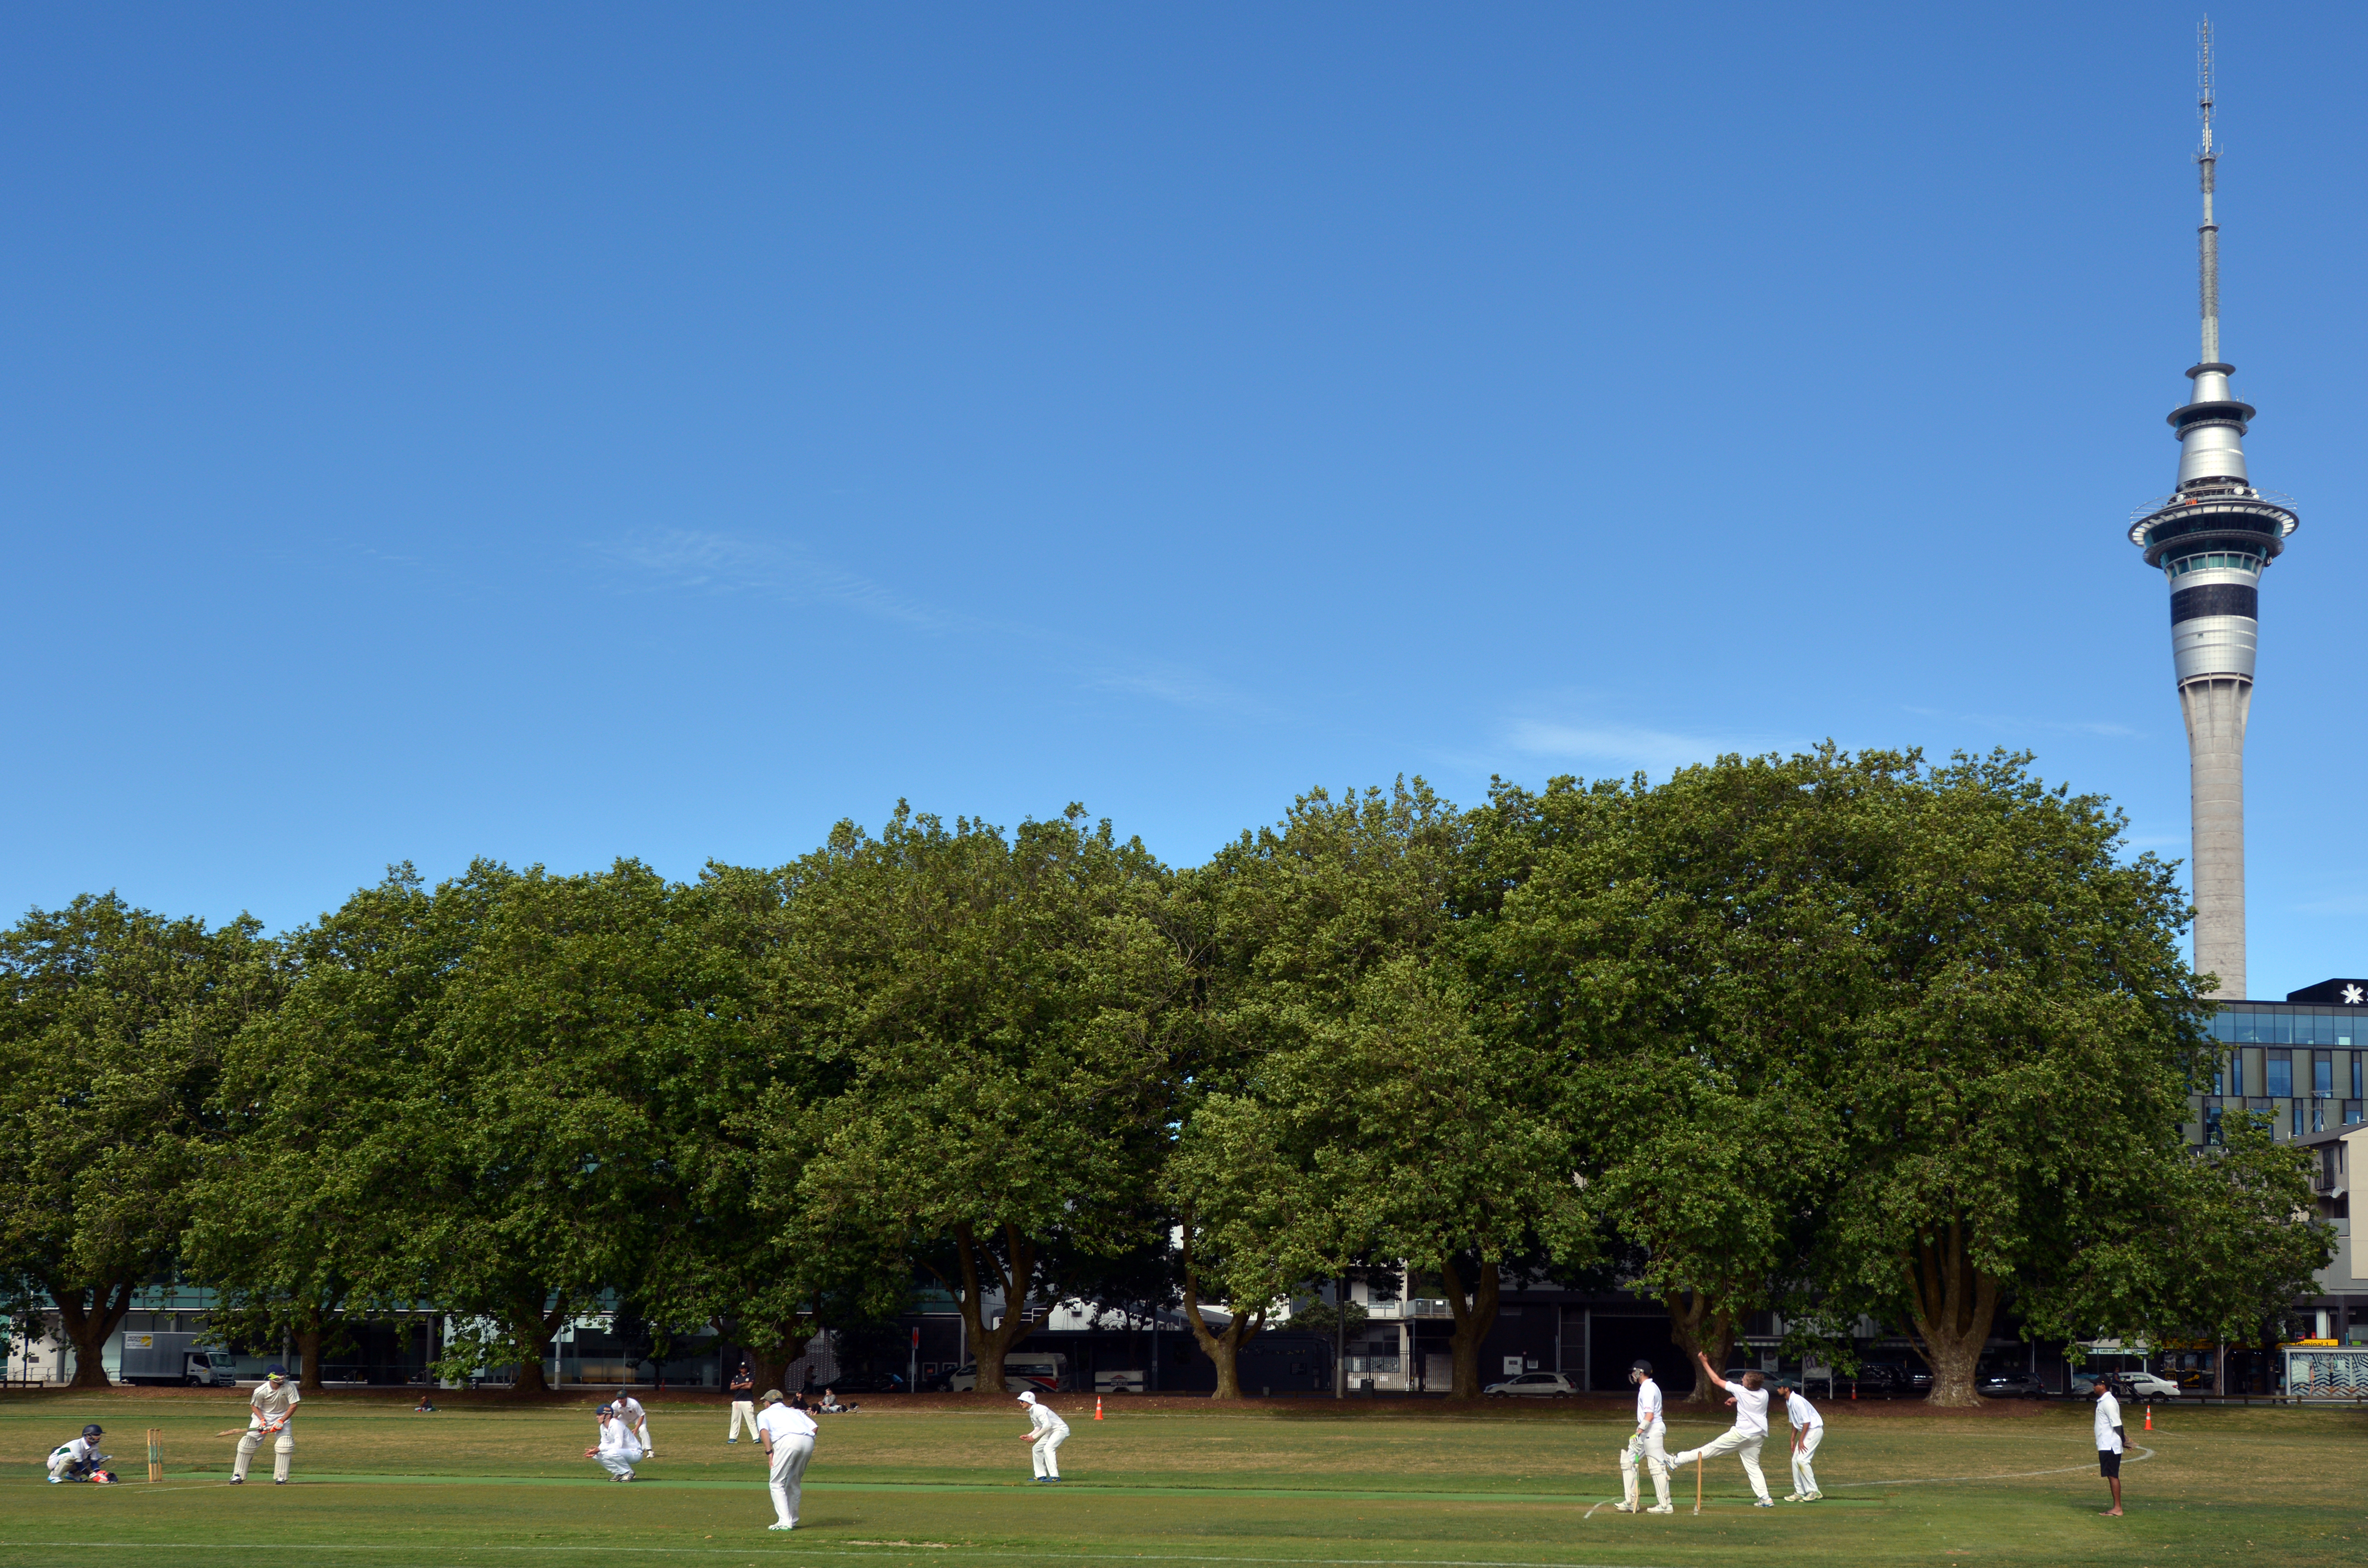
left=2197, top=16, right=2219, bottom=363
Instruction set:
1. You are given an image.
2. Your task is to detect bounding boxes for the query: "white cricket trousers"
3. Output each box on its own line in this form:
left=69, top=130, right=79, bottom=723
left=728, top=1401, right=760, bottom=1441
left=1031, top=1431, right=1066, bottom=1479
left=769, top=1435, right=814, bottom=1526
left=596, top=1451, right=637, bottom=1479
left=233, top=1428, right=293, bottom=1482
left=1790, top=1427, right=1823, bottom=1496
left=47, top=1448, right=85, bottom=1482
left=1619, top=1426, right=1672, bottom=1508
left=1672, top=1427, right=1772, bottom=1503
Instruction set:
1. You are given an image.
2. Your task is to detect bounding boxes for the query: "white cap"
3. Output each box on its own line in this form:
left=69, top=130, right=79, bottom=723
left=1017, top=1391, right=1037, bottom=1404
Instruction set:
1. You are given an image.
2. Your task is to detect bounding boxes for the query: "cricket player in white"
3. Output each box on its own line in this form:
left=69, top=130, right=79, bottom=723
left=758, top=1390, right=818, bottom=1530
left=1778, top=1380, right=1824, bottom=1501
left=1017, top=1390, right=1068, bottom=1481
left=231, top=1364, right=301, bottom=1484
left=1667, top=1350, right=1775, bottom=1507
left=587, top=1403, right=642, bottom=1480
left=1615, top=1359, right=1673, bottom=1513
left=727, top=1361, right=759, bottom=1444
left=615, top=1387, right=654, bottom=1458
left=47, top=1425, right=111, bottom=1483
left=2091, top=1377, right=2126, bottom=1516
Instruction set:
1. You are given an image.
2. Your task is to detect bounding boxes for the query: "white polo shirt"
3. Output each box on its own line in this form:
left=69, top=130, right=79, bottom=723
left=1784, top=1391, right=1822, bottom=1431
left=2094, top=1390, right=2124, bottom=1453
left=1635, top=1377, right=1665, bottom=1434
left=758, top=1403, right=818, bottom=1443
left=1727, top=1382, right=1770, bottom=1437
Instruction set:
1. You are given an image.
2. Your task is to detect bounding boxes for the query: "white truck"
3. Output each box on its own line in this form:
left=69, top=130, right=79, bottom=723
left=116, top=1330, right=241, bottom=1386
left=948, top=1354, right=1069, bottom=1393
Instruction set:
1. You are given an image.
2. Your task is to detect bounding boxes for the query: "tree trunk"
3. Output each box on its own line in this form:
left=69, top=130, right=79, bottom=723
left=1335, top=1275, right=1348, bottom=1400
left=1178, top=1225, right=1266, bottom=1398
left=506, top=1294, right=569, bottom=1397
left=50, top=1278, right=135, bottom=1390
left=1899, top=1222, right=1999, bottom=1408
left=946, top=1221, right=1042, bottom=1395
left=726, top=1318, right=816, bottom=1399
left=297, top=1318, right=324, bottom=1394
left=1439, top=1255, right=1501, bottom=1399
left=1663, top=1287, right=1738, bottom=1405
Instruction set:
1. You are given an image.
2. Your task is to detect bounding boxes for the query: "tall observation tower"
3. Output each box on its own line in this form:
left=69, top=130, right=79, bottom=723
left=2126, top=18, right=2297, bottom=1002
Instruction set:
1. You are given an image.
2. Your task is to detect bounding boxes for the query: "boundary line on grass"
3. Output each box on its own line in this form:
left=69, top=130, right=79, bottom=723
left=0, top=1548, right=1682, bottom=1568
left=1822, top=1445, right=2154, bottom=1489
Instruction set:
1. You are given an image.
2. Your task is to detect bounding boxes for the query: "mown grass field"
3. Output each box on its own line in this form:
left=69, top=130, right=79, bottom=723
left=3, top=1390, right=2360, bottom=1568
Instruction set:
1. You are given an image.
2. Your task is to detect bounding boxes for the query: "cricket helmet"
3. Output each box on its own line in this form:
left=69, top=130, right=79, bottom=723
left=265, top=1364, right=288, bottom=1380
left=1629, top=1359, right=1653, bottom=1376
left=82, top=1424, right=102, bottom=1438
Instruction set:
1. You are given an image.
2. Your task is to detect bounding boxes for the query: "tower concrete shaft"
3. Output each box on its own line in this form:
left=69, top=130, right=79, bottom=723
left=2125, top=19, right=2296, bottom=1001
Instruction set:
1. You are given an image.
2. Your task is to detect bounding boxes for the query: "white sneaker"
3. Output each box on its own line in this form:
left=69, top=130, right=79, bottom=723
left=1753, top=1499, right=1775, bottom=1508
left=1783, top=1493, right=1802, bottom=1502
left=1646, top=1504, right=1674, bottom=1514
left=1612, top=1502, right=1638, bottom=1513
left=768, top=1523, right=793, bottom=1531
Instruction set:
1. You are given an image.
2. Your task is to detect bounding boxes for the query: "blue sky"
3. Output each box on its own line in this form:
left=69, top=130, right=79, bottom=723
left=4, top=3, right=2362, bottom=996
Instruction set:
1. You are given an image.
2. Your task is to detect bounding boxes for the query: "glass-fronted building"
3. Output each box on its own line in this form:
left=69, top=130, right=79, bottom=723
left=2193, top=979, right=2368, bottom=1145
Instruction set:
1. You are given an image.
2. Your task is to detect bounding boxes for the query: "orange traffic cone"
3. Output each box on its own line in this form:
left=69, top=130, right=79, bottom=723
left=2144, top=1405, right=2152, bottom=1431
left=1094, top=1396, right=1104, bottom=1421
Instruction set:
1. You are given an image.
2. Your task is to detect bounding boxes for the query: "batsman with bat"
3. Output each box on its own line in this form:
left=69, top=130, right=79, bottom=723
left=227, top=1363, right=301, bottom=1484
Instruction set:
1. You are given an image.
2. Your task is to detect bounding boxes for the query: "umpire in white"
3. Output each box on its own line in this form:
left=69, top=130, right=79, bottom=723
left=758, top=1390, right=819, bottom=1530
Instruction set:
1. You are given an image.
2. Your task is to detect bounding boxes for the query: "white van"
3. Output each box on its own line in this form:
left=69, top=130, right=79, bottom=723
left=947, top=1354, right=1068, bottom=1393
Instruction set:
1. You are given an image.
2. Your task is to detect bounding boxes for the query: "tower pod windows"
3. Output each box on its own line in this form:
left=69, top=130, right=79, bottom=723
left=2164, top=549, right=2266, bottom=580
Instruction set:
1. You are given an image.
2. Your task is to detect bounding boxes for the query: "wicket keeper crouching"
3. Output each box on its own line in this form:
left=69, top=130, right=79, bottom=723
left=233, top=1363, right=301, bottom=1484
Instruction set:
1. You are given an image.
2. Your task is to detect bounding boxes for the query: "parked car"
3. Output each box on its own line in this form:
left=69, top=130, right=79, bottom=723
left=1482, top=1371, right=1577, bottom=1396
left=2114, top=1370, right=2183, bottom=1400
left=1977, top=1372, right=2049, bottom=1400
left=943, top=1355, right=1068, bottom=1393
left=1843, top=1363, right=1927, bottom=1400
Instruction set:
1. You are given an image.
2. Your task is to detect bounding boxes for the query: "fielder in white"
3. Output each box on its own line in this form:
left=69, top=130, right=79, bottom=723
left=614, top=1387, right=655, bottom=1458
left=1614, top=1358, right=1674, bottom=1513
left=231, top=1364, right=301, bottom=1485
left=1778, top=1380, right=1824, bottom=1501
left=758, top=1390, right=818, bottom=1530
left=727, top=1360, right=759, bottom=1444
left=1667, top=1350, right=1775, bottom=1507
left=587, top=1403, right=642, bottom=1481
left=1016, top=1390, right=1068, bottom=1481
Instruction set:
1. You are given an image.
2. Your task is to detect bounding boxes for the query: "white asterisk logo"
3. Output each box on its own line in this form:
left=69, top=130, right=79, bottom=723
left=2345, top=983, right=2365, bottom=1006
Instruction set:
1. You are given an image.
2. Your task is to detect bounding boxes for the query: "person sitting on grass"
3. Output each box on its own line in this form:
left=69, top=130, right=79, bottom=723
left=816, top=1387, right=858, bottom=1414
left=413, top=1392, right=438, bottom=1414
left=587, top=1403, right=643, bottom=1482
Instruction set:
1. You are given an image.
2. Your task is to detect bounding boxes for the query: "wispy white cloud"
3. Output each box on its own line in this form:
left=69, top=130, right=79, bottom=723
left=1503, top=720, right=1768, bottom=775
left=1086, top=665, right=1275, bottom=718
left=1901, top=704, right=2143, bottom=740
left=2296, top=893, right=2368, bottom=917
left=588, top=529, right=947, bottom=631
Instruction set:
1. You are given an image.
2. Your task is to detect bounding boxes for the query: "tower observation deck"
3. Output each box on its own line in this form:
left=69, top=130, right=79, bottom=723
left=2125, top=19, right=2297, bottom=1002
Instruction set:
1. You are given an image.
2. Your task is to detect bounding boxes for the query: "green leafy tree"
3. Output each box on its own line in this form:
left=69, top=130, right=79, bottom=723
left=1812, top=750, right=2223, bottom=1405
left=402, top=859, right=699, bottom=1395
left=1192, top=782, right=1580, bottom=1399
left=0, top=894, right=283, bottom=1387
left=1472, top=754, right=1867, bottom=1399
left=792, top=806, right=1195, bottom=1394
